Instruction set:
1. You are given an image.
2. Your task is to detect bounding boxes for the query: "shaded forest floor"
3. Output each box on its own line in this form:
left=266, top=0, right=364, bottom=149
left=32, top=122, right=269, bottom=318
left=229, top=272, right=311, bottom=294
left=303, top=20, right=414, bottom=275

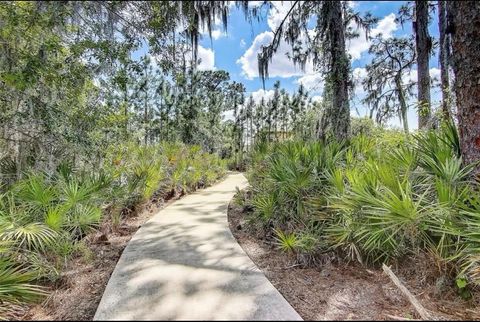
left=228, top=201, right=480, bottom=321
left=20, top=194, right=182, bottom=321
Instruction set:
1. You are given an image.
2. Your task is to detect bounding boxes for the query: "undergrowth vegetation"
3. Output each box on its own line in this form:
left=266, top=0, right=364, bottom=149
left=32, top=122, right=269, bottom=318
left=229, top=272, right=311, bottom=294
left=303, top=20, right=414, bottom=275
left=0, top=142, right=226, bottom=319
left=243, top=122, right=480, bottom=295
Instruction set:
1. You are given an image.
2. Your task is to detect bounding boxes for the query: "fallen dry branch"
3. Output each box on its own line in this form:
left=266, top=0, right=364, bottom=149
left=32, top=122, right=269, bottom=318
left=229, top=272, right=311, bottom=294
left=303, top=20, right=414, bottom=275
left=385, top=313, right=421, bottom=321
left=382, top=264, right=437, bottom=321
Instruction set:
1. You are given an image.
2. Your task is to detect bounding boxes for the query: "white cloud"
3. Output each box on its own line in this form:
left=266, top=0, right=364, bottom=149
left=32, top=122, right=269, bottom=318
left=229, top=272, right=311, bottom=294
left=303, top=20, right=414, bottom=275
left=405, top=69, right=417, bottom=83
left=236, top=1, right=315, bottom=79
left=295, top=73, right=324, bottom=94
left=403, top=67, right=442, bottom=86
left=247, top=1, right=266, bottom=8
left=238, top=3, right=398, bottom=80
left=223, top=109, right=234, bottom=121
left=237, top=4, right=400, bottom=80
left=211, top=29, right=226, bottom=40
left=267, top=1, right=296, bottom=31
left=352, top=67, right=368, bottom=80
left=347, top=13, right=398, bottom=60
left=250, top=89, right=275, bottom=103
left=352, top=67, right=368, bottom=96
left=240, top=38, right=246, bottom=48
left=373, top=13, right=398, bottom=38
left=199, top=22, right=225, bottom=40
left=197, top=46, right=216, bottom=71
left=429, top=67, right=441, bottom=82
left=200, top=18, right=225, bottom=40
left=296, top=67, right=365, bottom=97
left=236, top=31, right=312, bottom=79
left=347, top=1, right=358, bottom=8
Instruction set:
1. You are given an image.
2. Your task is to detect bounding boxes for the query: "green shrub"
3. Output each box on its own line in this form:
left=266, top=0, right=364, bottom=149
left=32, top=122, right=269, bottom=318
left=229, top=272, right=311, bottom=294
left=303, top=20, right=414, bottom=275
left=245, top=124, right=480, bottom=288
left=273, top=229, right=298, bottom=253
left=0, top=259, right=47, bottom=301
left=0, top=141, right=227, bottom=314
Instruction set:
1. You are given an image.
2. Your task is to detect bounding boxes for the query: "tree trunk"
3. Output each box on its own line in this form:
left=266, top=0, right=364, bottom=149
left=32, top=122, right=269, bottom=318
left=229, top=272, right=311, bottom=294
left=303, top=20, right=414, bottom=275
left=144, top=74, right=148, bottom=146
left=166, top=105, right=170, bottom=141
left=447, top=1, right=480, bottom=177
left=233, top=99, right=239, bottom=168
left=158, top=96, right=164, bottom=141
left=249, top=113, right=253, bottom=150
left=318, top=1, right=350, bottom=141
left=144, top=98, right=148, bottom=145
left=159, top=109, right=163, bottom=142
left=13, top=97, right=23, bottom=179
left=438, top=0, right=451, bottom=121
left=414, top=0, right=432, bottom=129
left=369, top=107, right=375, bottom=120
left=395, top=75, right=409, bottom=134
left=267, top=115, right=271, bottom=142
left=273, top=112, right=277, bottom=142
left=123, top=88, right=128, bottom=139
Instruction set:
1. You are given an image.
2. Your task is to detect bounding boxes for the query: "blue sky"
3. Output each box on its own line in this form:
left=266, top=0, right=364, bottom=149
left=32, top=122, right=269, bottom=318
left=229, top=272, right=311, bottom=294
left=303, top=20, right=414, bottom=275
left=151, top=1, right=443, bottom=130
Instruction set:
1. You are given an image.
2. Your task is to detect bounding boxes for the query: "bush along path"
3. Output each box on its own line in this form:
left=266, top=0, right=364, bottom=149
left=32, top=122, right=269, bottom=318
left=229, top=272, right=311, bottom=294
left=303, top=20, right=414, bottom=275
left=235, top=124, right=480, bottom=320
left=94, top=172, right=302, bottom=321
left=1, top=143, right=229, bottom=320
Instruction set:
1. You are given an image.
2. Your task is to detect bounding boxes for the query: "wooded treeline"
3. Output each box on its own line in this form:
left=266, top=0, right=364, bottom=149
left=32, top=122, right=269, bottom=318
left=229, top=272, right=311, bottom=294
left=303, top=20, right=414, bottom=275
left=2, top=1, right=480, bottom=175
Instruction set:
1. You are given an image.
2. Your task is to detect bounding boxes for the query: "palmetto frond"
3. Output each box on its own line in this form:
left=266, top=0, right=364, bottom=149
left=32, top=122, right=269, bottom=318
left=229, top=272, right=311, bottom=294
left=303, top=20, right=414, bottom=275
left=0, top=259, right=46, bottom=309
left=0, top=221, right=57, bottom=251
left=273, top=229, right=298, bottom=253
left=65, top=204, right=102, bottom=237
left=13, top=174, right=56, bottom=216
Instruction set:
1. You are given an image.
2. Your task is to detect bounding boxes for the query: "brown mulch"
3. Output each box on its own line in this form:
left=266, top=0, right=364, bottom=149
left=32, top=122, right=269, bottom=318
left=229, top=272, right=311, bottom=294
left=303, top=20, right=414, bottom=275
left=227, top=201, right=480, bottom=321
left=20, top=195, right=181, bottom=321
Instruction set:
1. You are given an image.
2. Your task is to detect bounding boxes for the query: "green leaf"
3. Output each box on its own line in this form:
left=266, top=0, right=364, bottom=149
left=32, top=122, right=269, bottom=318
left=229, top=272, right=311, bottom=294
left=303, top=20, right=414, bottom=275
left=456, top=277, right=467, bottom=289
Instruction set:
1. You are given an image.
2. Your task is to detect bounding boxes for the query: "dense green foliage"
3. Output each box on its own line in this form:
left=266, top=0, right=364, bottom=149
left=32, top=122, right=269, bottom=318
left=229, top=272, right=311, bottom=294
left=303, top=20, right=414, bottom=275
left=0, top=3, right=235, bottom=315
left=245, top=123, right=480, bottom=290
left=0, top=142, right=226, bottom=318
left=0, top=1, right=242, bottom=179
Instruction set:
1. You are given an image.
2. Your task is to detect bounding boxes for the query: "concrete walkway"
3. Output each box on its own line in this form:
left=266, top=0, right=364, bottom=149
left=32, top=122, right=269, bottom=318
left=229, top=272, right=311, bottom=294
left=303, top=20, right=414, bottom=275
left=94, top=172, right=302, bottom=321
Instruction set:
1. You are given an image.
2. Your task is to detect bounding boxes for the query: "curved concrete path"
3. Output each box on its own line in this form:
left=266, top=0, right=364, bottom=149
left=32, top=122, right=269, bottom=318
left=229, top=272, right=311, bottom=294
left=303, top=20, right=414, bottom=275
left=94, top=172, right=302, bottom=321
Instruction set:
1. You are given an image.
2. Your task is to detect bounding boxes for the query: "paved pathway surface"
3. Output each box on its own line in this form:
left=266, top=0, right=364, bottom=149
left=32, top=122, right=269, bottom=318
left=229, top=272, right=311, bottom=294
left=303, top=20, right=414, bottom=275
left=94, top=172, right=302, bottom=321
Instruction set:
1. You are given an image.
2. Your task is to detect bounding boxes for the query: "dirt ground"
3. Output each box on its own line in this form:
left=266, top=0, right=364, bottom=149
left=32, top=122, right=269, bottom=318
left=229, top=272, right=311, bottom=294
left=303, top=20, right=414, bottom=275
left=17, top=183, right=480, bottom=321
left=20, top=195, right=180, bottom=321
left=228, top=202, right=480, bottom=321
